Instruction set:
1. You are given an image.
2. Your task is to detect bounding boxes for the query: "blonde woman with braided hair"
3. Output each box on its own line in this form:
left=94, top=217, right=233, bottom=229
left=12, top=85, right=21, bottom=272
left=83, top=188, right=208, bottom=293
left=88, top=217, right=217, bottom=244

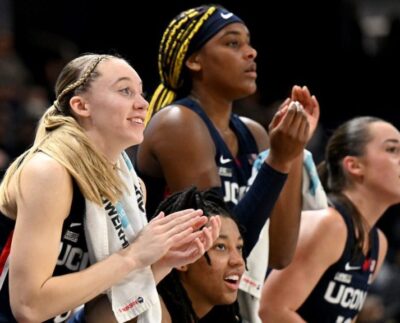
left=0, top=53, right=221, bottom=323
left=137, top=4, right=319, bottom=322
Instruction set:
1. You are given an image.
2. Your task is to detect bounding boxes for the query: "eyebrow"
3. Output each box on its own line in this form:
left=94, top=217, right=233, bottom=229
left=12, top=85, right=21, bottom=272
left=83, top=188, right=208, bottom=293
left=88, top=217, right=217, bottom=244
left=218, top=234, right=243, bottom=241
left=220, top=29, right=250, bottom=39
left=112, top=77, right=143, bottom=87
left=384, top=139, right=400, bottom=144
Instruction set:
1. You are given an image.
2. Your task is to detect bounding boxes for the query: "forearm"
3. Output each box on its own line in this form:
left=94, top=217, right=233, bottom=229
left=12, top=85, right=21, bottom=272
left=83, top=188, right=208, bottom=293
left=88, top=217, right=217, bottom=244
left=152, top=261, right=172, bottom=284
left=232, top=162, right=288, bottom=256
left=268, top=153, right=303, bottom=269
left=11, top=251, right=139, bottom=322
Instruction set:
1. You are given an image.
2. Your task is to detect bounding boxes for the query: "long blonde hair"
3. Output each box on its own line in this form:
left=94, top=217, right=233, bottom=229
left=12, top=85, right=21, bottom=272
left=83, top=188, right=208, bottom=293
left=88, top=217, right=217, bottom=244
left=0, top=53, right=126, bottom=211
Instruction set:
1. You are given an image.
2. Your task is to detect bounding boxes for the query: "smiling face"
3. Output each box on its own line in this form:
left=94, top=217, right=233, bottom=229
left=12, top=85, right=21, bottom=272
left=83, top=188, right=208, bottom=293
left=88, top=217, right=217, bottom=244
left=178, top=216, right=245, bottom=317
left=189, top=22, right=257, bottom=100
left=74, top=57, right=148, bottom=155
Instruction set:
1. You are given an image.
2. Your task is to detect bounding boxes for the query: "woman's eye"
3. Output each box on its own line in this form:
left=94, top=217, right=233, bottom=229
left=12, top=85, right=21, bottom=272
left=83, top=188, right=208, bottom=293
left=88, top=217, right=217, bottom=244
left=227, top=41, right=239, bottom=48
left=387, top=146, right=400, bottom=154
left=214, top=243, right=226, bottom=251
left=120, top=88, right=132, bottom=96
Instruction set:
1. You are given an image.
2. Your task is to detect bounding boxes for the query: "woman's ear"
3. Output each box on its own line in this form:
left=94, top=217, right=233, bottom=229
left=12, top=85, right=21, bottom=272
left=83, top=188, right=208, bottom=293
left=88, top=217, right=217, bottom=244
left=69, top=95, right=90, bottom=117
left=342, top=156, right=364, bottom=177
left=185, top=52, right=202, bottom=72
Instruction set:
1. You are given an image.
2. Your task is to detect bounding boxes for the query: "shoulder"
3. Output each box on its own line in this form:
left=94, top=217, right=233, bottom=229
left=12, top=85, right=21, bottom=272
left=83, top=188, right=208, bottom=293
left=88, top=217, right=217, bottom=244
left=147, top=104, right=208, bottom=133
left=238, top=116, right=269, bottom=151
left=21, top=152, right=70, bottom=185
left=142, top=104, right=215, bottom=153
left=18, top=152, right=73, bottom=205
left=300, top=208, right=348, bottom=262
left=11, top=152, right=74, bottom=223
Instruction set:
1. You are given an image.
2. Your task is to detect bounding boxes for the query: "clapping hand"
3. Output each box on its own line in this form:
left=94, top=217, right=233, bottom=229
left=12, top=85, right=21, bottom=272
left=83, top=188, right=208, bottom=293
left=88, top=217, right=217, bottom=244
left=157, top=215, right=221, bottom=270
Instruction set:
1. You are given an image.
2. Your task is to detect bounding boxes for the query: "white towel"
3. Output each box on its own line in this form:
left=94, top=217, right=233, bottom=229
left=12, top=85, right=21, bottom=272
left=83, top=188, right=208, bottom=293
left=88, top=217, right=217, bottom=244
left=85, top=152, right=161, bottom=323
left=238, top=149, right=328, bottom=323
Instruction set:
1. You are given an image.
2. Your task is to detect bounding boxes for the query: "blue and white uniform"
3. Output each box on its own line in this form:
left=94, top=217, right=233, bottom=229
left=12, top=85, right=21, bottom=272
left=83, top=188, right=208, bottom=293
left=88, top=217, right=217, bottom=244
left=297, top=200, right=380, bottom=323
left=0, top=180, right=88, bottom=323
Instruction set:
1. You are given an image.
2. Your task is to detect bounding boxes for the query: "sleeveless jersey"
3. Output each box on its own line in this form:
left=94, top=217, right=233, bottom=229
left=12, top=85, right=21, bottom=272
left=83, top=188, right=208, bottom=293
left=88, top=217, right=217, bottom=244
left=297, top=201, right=380, bottom=323
left=139, top=97, right=259, bottom=218
left=0, top=180, right=88, bottom=323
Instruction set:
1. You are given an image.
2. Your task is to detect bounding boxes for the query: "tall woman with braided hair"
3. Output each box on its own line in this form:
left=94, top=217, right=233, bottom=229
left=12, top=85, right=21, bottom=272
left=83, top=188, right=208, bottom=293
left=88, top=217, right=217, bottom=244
left=136, top=4, right=319, bottom=321
left=0, top=53, right=220, bottom=322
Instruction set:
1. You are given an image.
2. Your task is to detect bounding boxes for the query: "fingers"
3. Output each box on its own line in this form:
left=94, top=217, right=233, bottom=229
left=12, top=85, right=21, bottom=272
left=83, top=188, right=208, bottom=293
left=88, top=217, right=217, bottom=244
left=168, top=228, right=203, bottom=248
left=152, top=208, right=195, bottom=225
left=150, top=211, right=165, bottom=221
left=156, top=209, right=204, bottom=231
left=269, top=104, right=289, bottom=130
left=275, top=101, right=301, bottom=131
left=310, top=95, right=320, bottom=118
left=291, top=85, right=315, bottom=112
left=278, top=98, right=290, bottom=111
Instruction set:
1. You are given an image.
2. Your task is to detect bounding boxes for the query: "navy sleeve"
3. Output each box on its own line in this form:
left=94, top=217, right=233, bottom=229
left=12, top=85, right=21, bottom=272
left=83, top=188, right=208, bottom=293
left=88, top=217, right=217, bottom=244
left=232, top=162, right=287, bottom=257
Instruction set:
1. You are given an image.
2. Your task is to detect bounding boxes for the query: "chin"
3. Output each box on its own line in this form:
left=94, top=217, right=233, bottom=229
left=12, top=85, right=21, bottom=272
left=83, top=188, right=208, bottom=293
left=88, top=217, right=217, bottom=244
left=220, top=293, right=238, bottom=305
left=130, top=135, right=144, bottom=146
left=236, top=85, right=257, bottom=99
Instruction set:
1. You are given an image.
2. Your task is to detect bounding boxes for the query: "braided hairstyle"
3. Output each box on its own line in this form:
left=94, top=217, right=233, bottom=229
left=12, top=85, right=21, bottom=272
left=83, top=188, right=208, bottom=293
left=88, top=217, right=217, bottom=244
left=146, top=5, right=243, bottom=124
left=0, top=53, right=129, bottom=210
left=318, top=116, right=383, bottom=258
left=153, top=186, right=242, bottom=322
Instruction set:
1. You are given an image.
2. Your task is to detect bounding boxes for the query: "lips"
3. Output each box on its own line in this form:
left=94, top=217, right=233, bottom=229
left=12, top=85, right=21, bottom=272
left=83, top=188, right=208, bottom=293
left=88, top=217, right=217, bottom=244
left=245, top=63, right=257, bottom=73
left=244, top=63, right=257, bottom=78
left=223, top=272, right=243, bottom=290
left=128, top=115, right=145, bottom=124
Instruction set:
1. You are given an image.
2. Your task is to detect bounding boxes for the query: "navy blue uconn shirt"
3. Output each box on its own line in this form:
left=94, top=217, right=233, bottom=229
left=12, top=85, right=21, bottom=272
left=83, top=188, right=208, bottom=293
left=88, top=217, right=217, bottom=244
left=140, top=97, right=258, bottom=218
left=178, top=97, right=259, bottom=208
left=0, top=180, right=88, bottom=323
left=297, top=200, right=380, bottom=323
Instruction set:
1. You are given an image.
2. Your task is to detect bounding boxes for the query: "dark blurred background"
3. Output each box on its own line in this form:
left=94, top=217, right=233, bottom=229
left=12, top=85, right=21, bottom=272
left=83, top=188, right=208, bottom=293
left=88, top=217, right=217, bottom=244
left=2, top=0, right=400, bottom=321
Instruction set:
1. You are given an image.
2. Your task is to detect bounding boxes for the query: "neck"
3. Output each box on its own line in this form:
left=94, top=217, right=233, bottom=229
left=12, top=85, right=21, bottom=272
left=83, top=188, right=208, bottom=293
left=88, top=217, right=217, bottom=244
left=85, top=129, right=121, bottom=164
left=189, top=90, right=233, bottom=131
left=342, top=187, right=390, bottom=229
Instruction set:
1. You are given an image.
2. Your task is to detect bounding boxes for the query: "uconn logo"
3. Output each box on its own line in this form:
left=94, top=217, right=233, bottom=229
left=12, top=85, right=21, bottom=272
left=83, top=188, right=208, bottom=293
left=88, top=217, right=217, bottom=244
left=223, top=181, right=247, bottom=205
left=324, top=281, right=367, bottom=311
left=57, top=242, right=89, bottom=271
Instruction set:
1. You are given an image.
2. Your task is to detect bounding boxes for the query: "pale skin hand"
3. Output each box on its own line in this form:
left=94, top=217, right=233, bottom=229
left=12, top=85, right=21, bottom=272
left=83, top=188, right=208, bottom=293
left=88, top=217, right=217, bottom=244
left=84, top=216, right=222, bottom=323
left=126, top=208, right=208, bottom=269
left=8, top=153, right=208, bottom=322
left=152, top=215, right=222, bottom=283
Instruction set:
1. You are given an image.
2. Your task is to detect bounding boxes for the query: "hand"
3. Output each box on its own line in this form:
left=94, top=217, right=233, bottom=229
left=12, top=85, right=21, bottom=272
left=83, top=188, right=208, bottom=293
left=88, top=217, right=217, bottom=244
left=127, top=209, right=207, bottom=269
left=156, top=215, right=221, bottom=270
left=266, top=100, right=310, bottom=173
left=291, top=85, right=320, bottom=140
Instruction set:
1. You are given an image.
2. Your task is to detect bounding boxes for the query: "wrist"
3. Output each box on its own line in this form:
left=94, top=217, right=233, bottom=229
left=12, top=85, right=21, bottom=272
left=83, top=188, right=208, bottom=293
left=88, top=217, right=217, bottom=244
left=117, top=246, right=143, bottom=273
left=152, top=260, right=173, bottom=284
left=265, top=154, right=291, bottom=174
